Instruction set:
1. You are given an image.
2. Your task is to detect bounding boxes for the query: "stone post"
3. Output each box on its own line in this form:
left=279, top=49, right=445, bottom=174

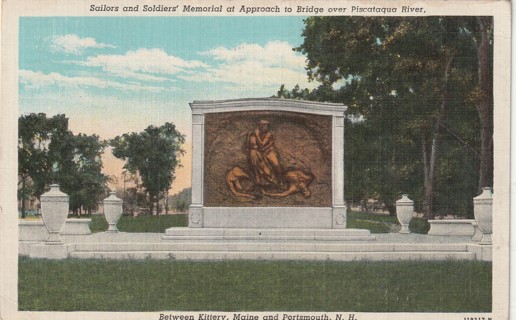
left=189, top=113, right=205, bottom=227
left=40, top=184, right=69, bottom=245
left=103, top=190, right=123, bottom=233
left=396, top=194, right=414, bottom=234
left=474, top=187, right=493, bottom=245
left=332, top=115, right=347, bottom=228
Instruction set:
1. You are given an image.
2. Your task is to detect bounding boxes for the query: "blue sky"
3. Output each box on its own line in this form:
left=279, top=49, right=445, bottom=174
left=19, top=16, right=315, bottom=192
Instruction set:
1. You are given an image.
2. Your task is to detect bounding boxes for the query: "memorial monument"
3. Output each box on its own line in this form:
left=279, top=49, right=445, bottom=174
left=163, top=98, right=375, bottom=241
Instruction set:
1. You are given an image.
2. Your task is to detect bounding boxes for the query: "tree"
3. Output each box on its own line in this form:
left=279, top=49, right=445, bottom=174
left=60, top=134, right=109, bottom=215
left=169, top=187, right=192, bottom=212
left=119, top=186, right=148, bottom=216
left=18, top=113, right=109, bottom=217
left=288, top=16, right=492, bottom=218
left=18, top=113, right=70, bottom=218
left=18, top=113, right=69, bottom=201
left=471, top=17, right=494, bottom=190
left=110, top=123, right=185, bottom=215
left=18, top=170, right=34, bottom=217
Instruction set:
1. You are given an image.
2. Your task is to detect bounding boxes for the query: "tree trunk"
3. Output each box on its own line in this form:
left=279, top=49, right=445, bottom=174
left=422, top=135, right=440, bottom=220
left=422, top=54, right=455, bottom=219
left=421, top=137, right=432, bottom=219
left=476, top=17, right=493, bottom=191
left=20, top=177, right=27, bottom=219
left=164, top=190, right=169, bottom=215
left=156, top=196, right=161, bottom=216
left=148, top=193, right=154, bottom=216
left=422, top=136, right=428, bottom=202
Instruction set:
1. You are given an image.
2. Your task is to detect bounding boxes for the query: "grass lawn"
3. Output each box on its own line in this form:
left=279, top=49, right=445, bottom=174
left=347, top=211, right=430, bottom=234
left=89, top=213, right=188, bottom=233
left=88, top=211, right=430, bottom=234
left=18, top=258, right=491, bottom=312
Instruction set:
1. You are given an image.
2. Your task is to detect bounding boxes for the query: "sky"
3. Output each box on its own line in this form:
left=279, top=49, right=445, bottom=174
left=19, top=16, right=318, bottom=193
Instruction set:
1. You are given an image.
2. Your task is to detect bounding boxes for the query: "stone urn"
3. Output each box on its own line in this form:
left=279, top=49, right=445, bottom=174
left=474, top=187, right=493, bottom=245
left=103, top=191, right=123, bottom=233
left=40, top=184, right=69, bottom=245
left=396, top=194, right=414, bottom=234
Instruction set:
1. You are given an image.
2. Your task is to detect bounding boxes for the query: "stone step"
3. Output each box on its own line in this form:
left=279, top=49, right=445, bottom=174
left=69, top=250, right=476, bottom=261
left=73, top=242, right=470, bottom=253
left=162, top=228, right=375, bottom=241
left=162, top=235, right=377, bottom=241
left=164, top=228, right=373, bottom=236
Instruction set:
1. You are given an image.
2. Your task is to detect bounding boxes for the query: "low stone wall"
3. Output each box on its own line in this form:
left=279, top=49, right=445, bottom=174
left=427, top=219, right=475, bottom=236
left=19, top=218, right=92, bottom=241
left=63, top=218, right=92, bottom=235
left=19, top=220, right=48, bottom=241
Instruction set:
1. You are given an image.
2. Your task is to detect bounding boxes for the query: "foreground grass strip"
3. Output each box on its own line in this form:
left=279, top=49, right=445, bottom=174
left=19, top=258, right=491, bottom=312
left=89, top=212, right=427, bottom=235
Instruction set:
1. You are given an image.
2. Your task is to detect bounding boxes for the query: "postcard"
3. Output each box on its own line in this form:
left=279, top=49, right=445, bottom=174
left=0, top=0, right=511, bottom=319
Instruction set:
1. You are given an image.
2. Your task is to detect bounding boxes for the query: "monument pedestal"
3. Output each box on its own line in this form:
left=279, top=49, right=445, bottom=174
left=163, top=228, right=375, bottom=241
left=188, top=98, right=351, bottom=231
left=181, top=99, right=359, bottom=256
left=198, top=207, right=336, bottom=229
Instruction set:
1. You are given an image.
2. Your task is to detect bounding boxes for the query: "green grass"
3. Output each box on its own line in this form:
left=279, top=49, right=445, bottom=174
left=18, top=258, right=491, bottom=312
left=347, top=212, right=397, bottom=233
left=89, top=214, right=188, bottom=233
left=88, top=212, right=429, bottom=234
left=347, top=218, right=391, bottom=233
left=347, top=211, right=430, bottom=234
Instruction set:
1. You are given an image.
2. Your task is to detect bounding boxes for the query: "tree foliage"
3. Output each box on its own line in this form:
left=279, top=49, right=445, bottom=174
left=278, top=16, right=492, bottom=218
left=110, top=123, right=185, bottom=215
left=18, top=113, right=69, bottom=200
left=18, top=113, right=109, bottom=217
left=60, top=133, right=108, bottom=215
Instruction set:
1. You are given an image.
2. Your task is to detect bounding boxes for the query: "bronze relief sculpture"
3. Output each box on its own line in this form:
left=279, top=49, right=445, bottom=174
left=204, top=111, right=332, bottom=207
left=226, top=120, right=315, bottom=200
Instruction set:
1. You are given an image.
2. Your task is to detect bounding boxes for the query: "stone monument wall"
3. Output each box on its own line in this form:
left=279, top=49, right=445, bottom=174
left=188, top=98, right=347, bottom=228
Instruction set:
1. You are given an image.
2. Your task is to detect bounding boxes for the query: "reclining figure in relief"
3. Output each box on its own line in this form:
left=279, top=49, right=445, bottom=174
left=225, top=120, right=314, bottom=201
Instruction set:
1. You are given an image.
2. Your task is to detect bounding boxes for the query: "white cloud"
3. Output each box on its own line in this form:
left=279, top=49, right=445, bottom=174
left=24, top=41, right=314, bottom=104
left=182, top=41, right=315, bottom=92
left=19, top=70, right=170, bottom=93
left=79, top=48, right=209, bottom=81
left=51, top=34, right=115, bottom=54
left=201, top=41, right=306, bottom=69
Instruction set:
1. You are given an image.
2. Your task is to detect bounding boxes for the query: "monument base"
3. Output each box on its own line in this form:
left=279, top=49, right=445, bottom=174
left=188, top=207, right=350, bottom=229
left=162, top=228, right=376, bottom=241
